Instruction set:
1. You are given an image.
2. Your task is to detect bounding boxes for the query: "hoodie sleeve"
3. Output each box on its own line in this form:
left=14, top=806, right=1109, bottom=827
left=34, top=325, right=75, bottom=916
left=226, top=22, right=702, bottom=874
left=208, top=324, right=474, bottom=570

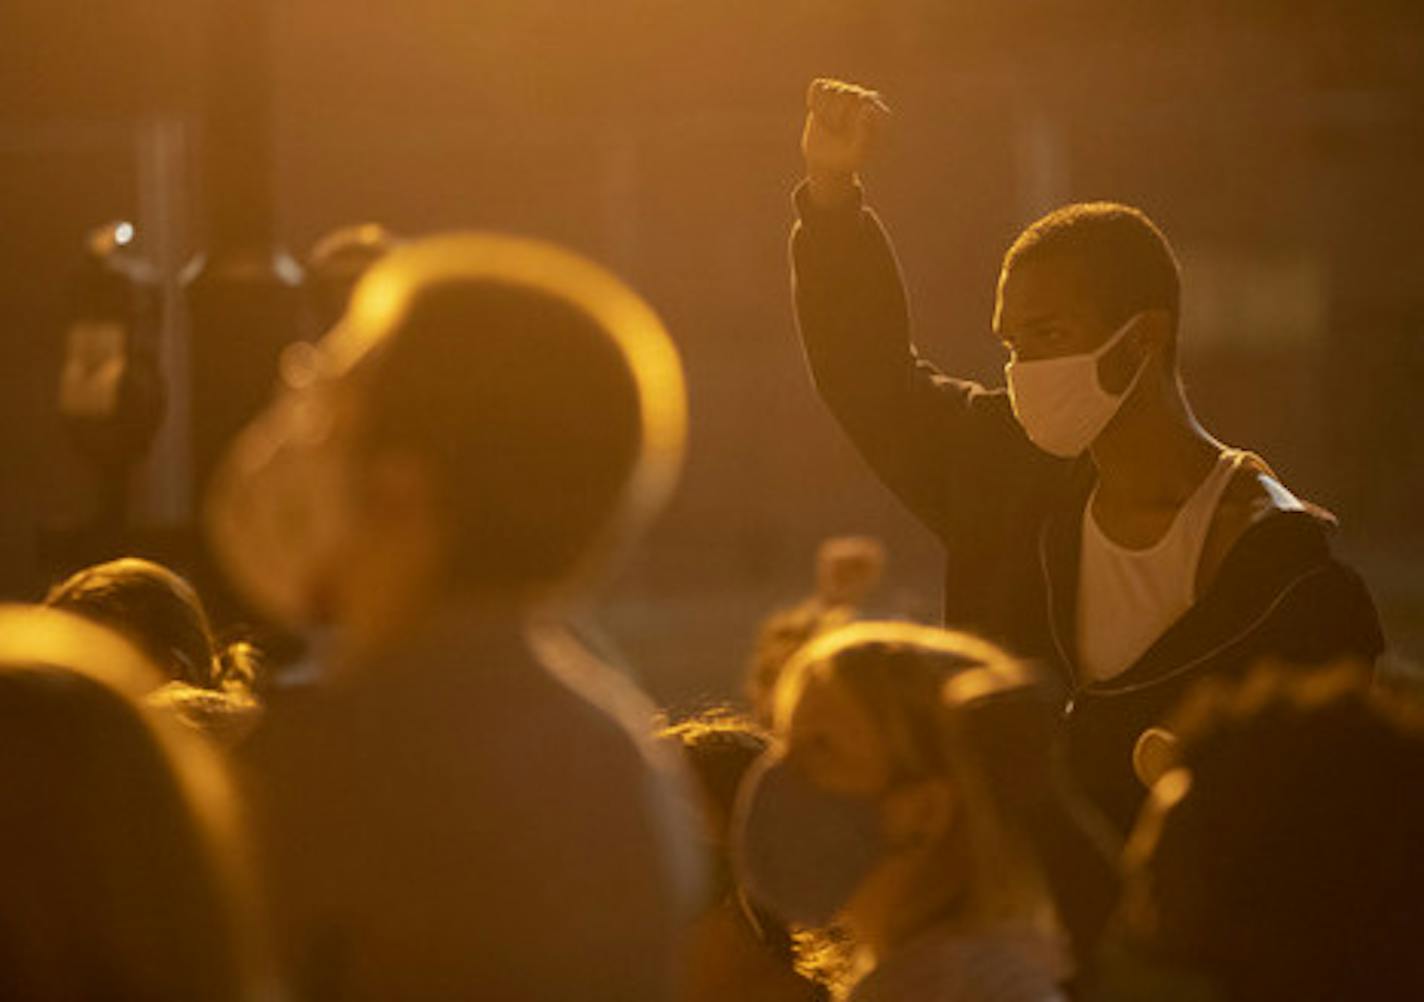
left=790, top=180, right=1059, bottom=546
left=1265, top=557, right=1386, bottom=668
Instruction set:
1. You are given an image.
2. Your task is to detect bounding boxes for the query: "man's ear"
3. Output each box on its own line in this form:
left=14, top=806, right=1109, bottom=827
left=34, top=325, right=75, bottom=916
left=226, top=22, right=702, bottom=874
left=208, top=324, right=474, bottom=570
left=1136, top=308, right=1174, bottom=362
left=883, top=777, right=957, bottom=850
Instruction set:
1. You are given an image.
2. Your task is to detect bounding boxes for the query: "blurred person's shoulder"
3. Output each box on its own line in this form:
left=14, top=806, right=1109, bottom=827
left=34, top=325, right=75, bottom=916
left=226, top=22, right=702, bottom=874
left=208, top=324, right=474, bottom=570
left=245, top=610, right=676, bottom=785
left=525, top=618, right=665, bottom=752
left=850, top=922, right=1068, bottom=1002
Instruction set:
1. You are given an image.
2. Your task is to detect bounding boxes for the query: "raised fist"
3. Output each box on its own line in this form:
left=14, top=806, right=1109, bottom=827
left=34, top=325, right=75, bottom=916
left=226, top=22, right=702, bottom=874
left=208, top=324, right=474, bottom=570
left=814, top=535, right=887, bottom=609
left=802, top=78, right=891, bottom=183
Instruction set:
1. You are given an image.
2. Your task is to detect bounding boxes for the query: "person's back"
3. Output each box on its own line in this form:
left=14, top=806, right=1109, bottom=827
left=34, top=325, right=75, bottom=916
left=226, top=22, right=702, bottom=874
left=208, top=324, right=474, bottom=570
left=211, top=233, right=698, bottom=1000
left=251, top=614, right=689, bottom=999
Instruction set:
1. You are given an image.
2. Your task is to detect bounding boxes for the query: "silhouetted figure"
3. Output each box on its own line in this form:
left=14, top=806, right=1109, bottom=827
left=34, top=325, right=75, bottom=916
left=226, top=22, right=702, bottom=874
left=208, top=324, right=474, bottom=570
left=733, top=622, right=1068, bottom=1002
left=0, top=605, right=268, bottom=1001
left=45, top=557, right=263, bottom=745
left=790, top=78, right=1384, bottom=832
left=210, top=233, right=699, bottom=1000
left=57, top=220, right=165, bottom=533
left=1094, top=663, right=1424, bottom=1002
left=663, top=710, right=833, bottom=1002
left=746, top=536, right=887, bottom=726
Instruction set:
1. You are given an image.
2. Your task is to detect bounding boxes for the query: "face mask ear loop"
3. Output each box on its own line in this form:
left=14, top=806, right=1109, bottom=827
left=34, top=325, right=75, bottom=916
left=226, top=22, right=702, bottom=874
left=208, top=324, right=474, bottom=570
left=1093, top=312, right=1154, bottom=402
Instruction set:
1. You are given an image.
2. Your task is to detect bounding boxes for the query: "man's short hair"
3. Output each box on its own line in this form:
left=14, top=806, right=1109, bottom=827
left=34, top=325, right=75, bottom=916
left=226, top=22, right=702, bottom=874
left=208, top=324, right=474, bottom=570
left=1003, top=202, right=1182, bottom=337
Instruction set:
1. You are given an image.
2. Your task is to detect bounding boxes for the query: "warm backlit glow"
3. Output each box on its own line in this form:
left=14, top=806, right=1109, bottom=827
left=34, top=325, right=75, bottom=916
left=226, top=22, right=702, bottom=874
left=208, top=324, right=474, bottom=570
left=338, top=232, right=689, bottom=539
left=0, top=605, right=161, bottom=696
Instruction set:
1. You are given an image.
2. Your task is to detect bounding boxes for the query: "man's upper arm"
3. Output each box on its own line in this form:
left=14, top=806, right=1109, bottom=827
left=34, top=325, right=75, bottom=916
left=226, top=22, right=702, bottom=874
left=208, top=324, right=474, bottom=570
left=790, top=183, right=1052, bottom=542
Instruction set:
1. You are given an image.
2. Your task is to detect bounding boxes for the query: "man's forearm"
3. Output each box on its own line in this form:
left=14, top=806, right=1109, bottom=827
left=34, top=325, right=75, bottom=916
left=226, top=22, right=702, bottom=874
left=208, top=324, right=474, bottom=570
left=805, top=170, right=860, bottom=212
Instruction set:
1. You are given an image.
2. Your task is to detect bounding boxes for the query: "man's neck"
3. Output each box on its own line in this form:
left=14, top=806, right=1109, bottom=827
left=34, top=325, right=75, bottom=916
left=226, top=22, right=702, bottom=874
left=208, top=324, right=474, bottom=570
left=1090, top=367, right=1219, bottom=509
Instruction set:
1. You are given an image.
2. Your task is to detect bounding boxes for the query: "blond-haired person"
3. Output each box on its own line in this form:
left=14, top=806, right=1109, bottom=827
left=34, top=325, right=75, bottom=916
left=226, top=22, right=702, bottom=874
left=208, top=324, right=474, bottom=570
left=734, top=622, right=1067, bottom=1002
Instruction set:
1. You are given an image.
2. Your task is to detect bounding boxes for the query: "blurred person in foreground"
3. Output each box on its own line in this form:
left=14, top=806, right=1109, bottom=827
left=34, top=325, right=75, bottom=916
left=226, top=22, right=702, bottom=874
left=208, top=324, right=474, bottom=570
left=789, top=78, right=1384, bottom=833
left=747, top=535, right=887, bottom=726
left=46, top=556, right=263, bottom=746
left=303, top=223, right=399, bottom=337
left=733, top=621, right=1068, bottom=1002
left=663, top=709, right=837, bottom=1002
left=0, top=605, right=270, bottom=1000
left=1094, top=661, right=1424, bottom=1001
left=209, top=233, right=700, bottom=1000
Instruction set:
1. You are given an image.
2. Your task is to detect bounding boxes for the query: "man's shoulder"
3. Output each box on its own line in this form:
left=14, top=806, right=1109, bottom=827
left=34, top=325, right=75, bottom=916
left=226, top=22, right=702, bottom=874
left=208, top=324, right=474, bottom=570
left=1220, top=451, right=1340, bottom=528
left=1206, top=461, right=1277, bottom=561
left=1221, top=453, right=1298, bottom=524
left=1201, top=453, right=1332, bottom=592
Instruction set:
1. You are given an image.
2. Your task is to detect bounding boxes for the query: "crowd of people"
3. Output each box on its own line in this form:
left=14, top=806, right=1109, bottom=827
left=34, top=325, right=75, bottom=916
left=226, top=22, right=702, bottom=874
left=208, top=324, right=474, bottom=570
left=2, top=78, right=1420, bottom=1000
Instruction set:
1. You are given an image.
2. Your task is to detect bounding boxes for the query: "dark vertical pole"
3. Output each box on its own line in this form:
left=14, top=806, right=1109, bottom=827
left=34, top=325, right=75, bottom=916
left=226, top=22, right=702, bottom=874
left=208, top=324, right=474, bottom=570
left=185, top=0, right=303, bottom=504
left=183, top=0, right=303, bottom=631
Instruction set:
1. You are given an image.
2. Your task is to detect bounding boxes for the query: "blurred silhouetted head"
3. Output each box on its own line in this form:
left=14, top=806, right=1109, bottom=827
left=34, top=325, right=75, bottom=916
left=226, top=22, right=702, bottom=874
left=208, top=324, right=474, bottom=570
left=208, top=234, right=686, bottom=639
left=304, top=222, right=398, bottom=334
left=665, top=709, right=770, bottom=850
left=357, top=281, right=642, bottom=589
left=663, top=709, right=833, bottom=1002
left=1104, top=664, right=1424, bottom=1002
left=813, top=535, right=886, bottom=609
left=45, top=557, right=257, bottom=693
left=746, top=603, right=854, bottom=728
left=745, top=537, right=884, bottom=726
left=0, top=605, right=262, bottom=1001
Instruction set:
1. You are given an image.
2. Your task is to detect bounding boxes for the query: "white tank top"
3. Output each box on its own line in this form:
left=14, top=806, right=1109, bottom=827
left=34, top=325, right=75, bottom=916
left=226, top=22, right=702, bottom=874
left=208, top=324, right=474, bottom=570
left=1076, top=449, right=1245, bottom=683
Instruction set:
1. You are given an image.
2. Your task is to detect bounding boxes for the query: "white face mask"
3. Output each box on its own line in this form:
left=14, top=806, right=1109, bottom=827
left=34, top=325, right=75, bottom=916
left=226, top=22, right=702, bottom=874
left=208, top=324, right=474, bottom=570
left=1004, top=314, right=1150, bottom=458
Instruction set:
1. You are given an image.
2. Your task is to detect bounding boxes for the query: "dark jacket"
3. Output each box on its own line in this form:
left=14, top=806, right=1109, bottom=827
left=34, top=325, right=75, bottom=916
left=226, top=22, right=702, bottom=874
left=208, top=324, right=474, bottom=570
left=790, top=182, right=1386, bottom=833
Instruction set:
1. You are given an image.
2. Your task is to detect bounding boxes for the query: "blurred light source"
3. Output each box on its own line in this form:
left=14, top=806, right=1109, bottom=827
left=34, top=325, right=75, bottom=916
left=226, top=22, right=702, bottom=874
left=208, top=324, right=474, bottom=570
left=115, top=221, right=135, bottom=246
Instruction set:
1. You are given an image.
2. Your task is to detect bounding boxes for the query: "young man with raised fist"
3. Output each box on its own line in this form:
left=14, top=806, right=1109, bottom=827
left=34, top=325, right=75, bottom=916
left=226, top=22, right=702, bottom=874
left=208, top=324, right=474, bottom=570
left=790, top=78, right=1384, bottom=832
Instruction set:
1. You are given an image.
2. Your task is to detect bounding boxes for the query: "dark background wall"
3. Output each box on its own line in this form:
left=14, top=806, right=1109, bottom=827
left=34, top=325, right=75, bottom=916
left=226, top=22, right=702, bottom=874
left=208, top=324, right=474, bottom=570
left=2, top=0, right=1421, bottom=706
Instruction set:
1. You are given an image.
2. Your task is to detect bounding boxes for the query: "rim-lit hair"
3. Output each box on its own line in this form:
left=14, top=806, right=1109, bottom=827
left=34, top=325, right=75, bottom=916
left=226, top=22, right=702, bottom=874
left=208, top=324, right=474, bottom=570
left=44, top=557, right=256, bottom=692
left=333, top=232, right=685, bottom=541
left=774, top=621, right=1053, bottom=928
left=208, top=233, right=687, bottom=622
left=1003, top=201, right=1182, bottom=355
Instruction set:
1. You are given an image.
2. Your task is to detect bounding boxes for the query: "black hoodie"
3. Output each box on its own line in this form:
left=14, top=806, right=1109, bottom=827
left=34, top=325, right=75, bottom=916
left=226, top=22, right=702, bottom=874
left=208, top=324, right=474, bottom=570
left=789, top=182, right=1385, bottom=833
